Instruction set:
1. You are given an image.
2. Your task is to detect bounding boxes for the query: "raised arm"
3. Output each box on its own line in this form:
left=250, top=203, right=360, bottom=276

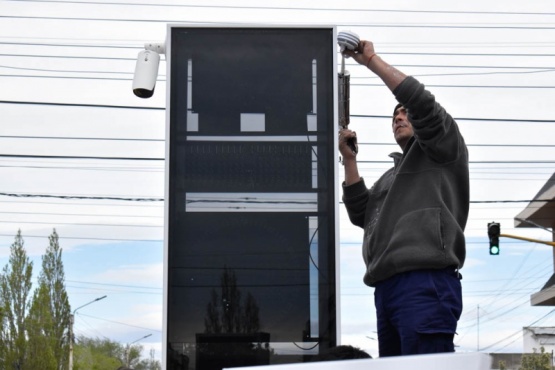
left=344, top=39, right=466, bottom=163
left=344, top=40, right=407, bottom=92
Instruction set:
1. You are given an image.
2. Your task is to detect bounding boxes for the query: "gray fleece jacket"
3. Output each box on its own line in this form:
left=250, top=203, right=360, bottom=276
left=342, top=76, right=469, bottom=287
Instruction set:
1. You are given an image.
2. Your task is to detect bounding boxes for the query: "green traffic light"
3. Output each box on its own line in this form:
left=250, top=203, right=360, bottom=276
left=488, top=222, right=501, bottom=256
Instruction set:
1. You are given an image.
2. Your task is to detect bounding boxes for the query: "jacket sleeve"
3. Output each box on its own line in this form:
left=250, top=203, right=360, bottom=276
left=342, top=178, right=369, bottom=229
left=393, top=76, right=467, bottom=163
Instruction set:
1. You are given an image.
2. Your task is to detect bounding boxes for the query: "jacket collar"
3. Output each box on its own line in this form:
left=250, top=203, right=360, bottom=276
left=389, top=136, right=415, bottom=168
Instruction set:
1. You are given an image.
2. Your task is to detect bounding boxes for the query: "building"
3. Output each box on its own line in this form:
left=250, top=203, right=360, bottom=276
left=514, top=172, right=555, bottom=306
left=523, top=326, right=555, bottom=354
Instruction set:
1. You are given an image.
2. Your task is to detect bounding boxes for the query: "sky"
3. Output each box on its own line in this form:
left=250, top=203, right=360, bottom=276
left=1, top=0, right=555, bottom=364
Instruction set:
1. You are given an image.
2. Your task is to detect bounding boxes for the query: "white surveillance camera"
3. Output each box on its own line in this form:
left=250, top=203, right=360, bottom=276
left=132, top=42, right=165, bottom=98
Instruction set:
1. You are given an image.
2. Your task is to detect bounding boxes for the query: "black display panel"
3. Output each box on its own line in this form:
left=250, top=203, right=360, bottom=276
left=166, top=27, right=336, bottom=370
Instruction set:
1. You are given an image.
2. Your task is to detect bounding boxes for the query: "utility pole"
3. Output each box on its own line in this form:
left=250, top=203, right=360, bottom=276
left=126, top=333, right=152, bottom=367
left=477, top=305, right=480, bottom=352
left=68, top=295, right=107, bottom=370
left=500, top=233, right=555, bottom=247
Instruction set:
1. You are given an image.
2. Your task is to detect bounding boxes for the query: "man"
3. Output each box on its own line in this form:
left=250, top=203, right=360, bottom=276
left=339, top=38, right=469, bottom=357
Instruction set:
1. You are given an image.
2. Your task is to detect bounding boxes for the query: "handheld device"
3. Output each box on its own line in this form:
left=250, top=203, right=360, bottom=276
left=337, top=31, right=360, bottom=154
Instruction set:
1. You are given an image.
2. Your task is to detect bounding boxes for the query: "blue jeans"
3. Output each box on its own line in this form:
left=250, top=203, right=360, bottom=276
left=374, top=268, right=462, bottom=357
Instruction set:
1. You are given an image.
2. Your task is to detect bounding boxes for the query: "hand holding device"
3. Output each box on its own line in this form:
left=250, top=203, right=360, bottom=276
left=337, top=31, right=360, bottom=154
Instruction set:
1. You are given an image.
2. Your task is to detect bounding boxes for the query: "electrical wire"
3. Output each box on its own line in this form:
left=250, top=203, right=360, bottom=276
left=480, top=309, right=555, bottom=352
left=67, top=279, right=161, bottom=290
left=2, top=154, right=554, bottom=165
left=0, top=99, right=164, bottom=110
left=4, top=14, right=555, bottom=30
left=77, top=312, right=161, bottom=332
left=0, top=52, right=136, bottom=61
left=0, top=192, right=163, bottom=201
left=0, top=154, right=163, bottom=160
left=4, top=0, right=555, bottom=17
left=0, top=233, right=162, bottom=242
left=0, top=219, right=162, bottom=228
left=4, top=100, right=555, bottom=124
left=5, top=63, right=555, bottom=80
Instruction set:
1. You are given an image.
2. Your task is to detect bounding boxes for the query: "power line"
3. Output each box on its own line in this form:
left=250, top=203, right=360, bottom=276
left=356, top=142, right=555, bottom=148
left=67, top=284, right=162, bottom=296
left=0, top=192, right=163, bottom=201
left=0, top=201, right=161, bottom=209
left=0, top=190, right=552, bottom=204
left=0, top=210, right=161, bottom=218
left=391, top=69, right=555, bottom=79
left=11, top=206, right=540, bottom=220
left=4, top=38, right=555, bottom=56
left=0, top=233, right=162, bottom=242
left=0, top=73, right=136, bottom=81
left=353, top=83, right=555, bottom=89
left=3, top=166, right=553, bottom=176
left=395, top=64, right=555, bottom=70
left=3, top=100, right=555, bottom=123
left=473, top=199, right=553, bottom=204
left=382, top=51, right=555, bottom=57
left=11, top=69, right=555, bottom=88
left=67, top=279, right=161, bottom=291
left=0, top=52, right=136, bottom=61
left=477, top=244, right=544, bottom=318
left=6, top=74, right=555, bottom=89
left=5, top=0, right=555, bottom=17
left=3, top=50, right=555, bottom=70
left=456, top=267, right=551, bottom=334
left=4, top=14, right=555, bottom=29
left=0, top=63, right=134, bottom=75
left=4, top=66, right=555, bottom=81
left=2, top=45, right=555, bottom=86
left=0, top=40, right=138, bottom=49
left=380, top=42, right=555, bottom=50
left=2, top=135, right=554, bottom=148
left=0, top=154, right=163, bottom=161
left=0, top=100, right=163, bottom=110
left=0, top=154, right=553, bottom=164
left=77, top=312, right=161, bottom=333
left=480, top=309, right=555, bottom=352
left=0, top=165, right=163, bottom=173
left=357, top=160, right=555, bottom=164
left=2, top=0, right=553, bottom=17
left=6, top=63, right=555, bottom=80
left=0, top=219, right=162, bottom=228
left=0, top=134, right=164, bottom=142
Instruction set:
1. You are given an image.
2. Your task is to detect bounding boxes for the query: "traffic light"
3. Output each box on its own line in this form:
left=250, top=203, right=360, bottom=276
left=488, top=222, right=500, bottom=255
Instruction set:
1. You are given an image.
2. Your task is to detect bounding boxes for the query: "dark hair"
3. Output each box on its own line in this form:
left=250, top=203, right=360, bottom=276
left=311, top=345, right=372, bottom=361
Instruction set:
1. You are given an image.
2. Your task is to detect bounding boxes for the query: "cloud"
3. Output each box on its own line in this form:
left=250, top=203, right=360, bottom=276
left=93, top=262, right=163, bottom=287
left=464, top=257, right=487, bottom=269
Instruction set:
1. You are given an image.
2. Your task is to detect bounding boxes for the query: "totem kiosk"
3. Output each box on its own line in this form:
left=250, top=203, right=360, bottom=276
left=163, top=25, right=339, bottom=370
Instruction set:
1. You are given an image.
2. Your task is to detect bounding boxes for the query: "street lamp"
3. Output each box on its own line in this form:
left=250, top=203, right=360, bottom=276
left=126, top=333, right=152, bottom=367
left=68, top=295, right=107, bottom=370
